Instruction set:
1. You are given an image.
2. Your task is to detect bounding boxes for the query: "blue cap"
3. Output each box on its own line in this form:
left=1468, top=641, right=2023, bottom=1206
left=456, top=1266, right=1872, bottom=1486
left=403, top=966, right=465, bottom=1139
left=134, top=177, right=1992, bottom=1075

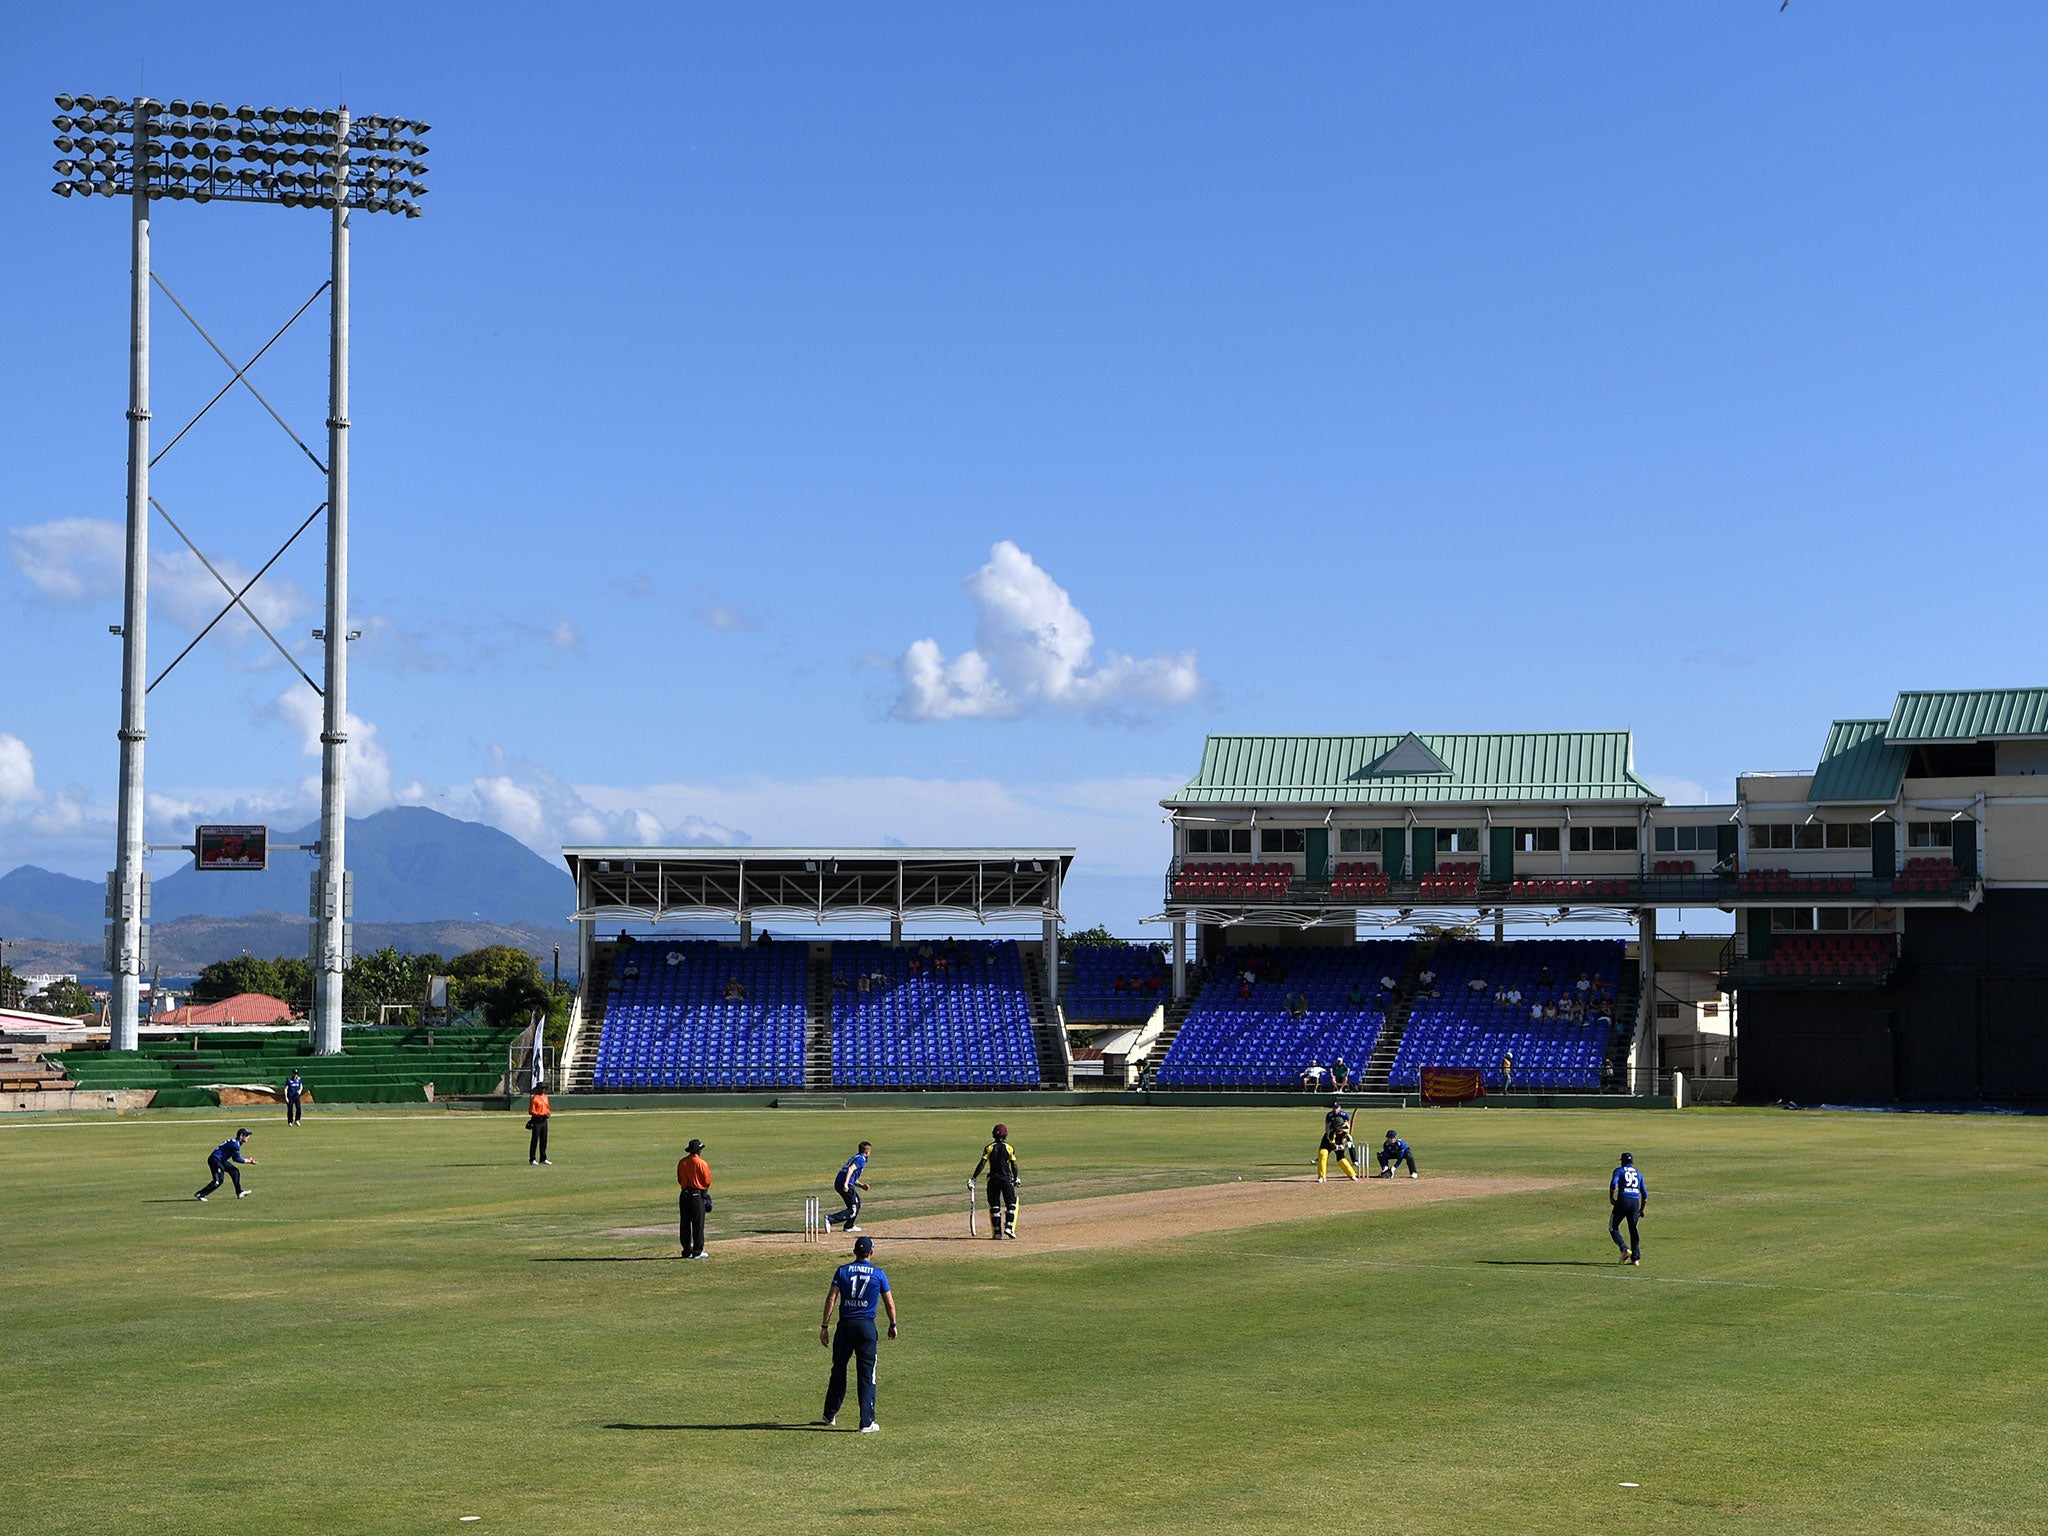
left=852, top=1235, right=874, bottom=1258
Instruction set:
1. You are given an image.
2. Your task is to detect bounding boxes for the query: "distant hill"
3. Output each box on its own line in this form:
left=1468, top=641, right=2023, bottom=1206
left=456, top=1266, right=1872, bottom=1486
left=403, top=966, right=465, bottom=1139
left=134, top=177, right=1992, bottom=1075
left=150, top=806, right=573, bottom=926
left=0, top=865, right=105, bottom=944
left=0, top=807, right=576, bottom=942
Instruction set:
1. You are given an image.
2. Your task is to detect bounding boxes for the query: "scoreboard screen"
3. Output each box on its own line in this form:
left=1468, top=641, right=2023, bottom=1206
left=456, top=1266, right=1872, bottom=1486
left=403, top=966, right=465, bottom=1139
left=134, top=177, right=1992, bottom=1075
left=195, top=825, right=268, bottom=872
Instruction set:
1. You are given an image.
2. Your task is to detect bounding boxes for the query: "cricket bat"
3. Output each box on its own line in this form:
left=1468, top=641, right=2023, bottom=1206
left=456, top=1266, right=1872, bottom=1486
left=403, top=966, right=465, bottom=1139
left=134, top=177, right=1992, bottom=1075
left=968, top=1178, right=977, bottom=1236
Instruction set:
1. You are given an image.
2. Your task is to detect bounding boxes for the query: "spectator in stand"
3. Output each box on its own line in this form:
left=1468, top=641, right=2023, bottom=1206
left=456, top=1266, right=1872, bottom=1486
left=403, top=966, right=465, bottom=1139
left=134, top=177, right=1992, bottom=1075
left=857, top=972, right=871, bottom=994
left=1468, top=977, right=1488, bottom=994
left=1380, top=973, right=1398, bottom=992
left=1331, top=1057, right=1350, bottom=1091
left=1348, top=982, right=1366, bottom=1010
left=1543, top=1002, right=1559, bottom=1022
left=1530, top=1001, right=1545, bottom=1022
left=1500, top=1051, right=1514, bottom=1095
left=1575, top=973, right=1592, bottom=998
left=1288, top=992, right=1310, bottom=1020
left=1300, top=1061, right=1325, bottom=1093
left=1539, top=964, right=1554, bottom=987
left=723, top=977, right=746, bottom=1002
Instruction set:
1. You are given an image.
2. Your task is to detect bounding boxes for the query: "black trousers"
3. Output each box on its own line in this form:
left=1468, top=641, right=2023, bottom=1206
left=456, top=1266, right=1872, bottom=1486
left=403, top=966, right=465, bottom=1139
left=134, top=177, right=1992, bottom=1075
left=679, top=1188, right=708, bottom=1256
left=196, top=1156, right=242, bottom=1198
left=987, top=1178, right=1018, bottom=1233
left=286, top=1097, right=303, bottom=1125
left=529, top=1119, right=549, bottom=1162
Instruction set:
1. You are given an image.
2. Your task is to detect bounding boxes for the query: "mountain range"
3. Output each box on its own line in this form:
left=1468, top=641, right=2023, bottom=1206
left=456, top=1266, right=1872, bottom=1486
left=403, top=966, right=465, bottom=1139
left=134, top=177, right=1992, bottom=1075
left=0, top=807, right=577, bottom=955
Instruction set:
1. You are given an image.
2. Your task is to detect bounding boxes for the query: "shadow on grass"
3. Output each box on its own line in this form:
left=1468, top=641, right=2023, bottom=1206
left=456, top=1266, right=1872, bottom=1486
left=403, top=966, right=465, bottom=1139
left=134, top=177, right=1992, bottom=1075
left=1476, top=1259, right=1617, bottom=1268
left=604, top=1422, right=838, bottom=1433
left=533, top=1255, right=680, bottom=1263
left=146, top=1198, right=208, bottom=1204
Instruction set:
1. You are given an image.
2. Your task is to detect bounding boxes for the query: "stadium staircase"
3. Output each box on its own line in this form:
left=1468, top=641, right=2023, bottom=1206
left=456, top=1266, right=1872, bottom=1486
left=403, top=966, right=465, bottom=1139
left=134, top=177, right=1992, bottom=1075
left=804, top=944, right=835, bottom=1090
left=1358, top=939, right=1436, bottom=1091
left=1021, top=947, right=1070, bottom=1088
left=562, top=943, right=615, bottom=1092
left=1148, top=993, right=1195, bottom=1080
left=1606, top=965, right=1644, bottom=1090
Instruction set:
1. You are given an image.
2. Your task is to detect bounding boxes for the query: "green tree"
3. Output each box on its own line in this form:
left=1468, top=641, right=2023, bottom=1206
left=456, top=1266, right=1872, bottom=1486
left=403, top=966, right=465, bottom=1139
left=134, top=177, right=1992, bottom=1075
left=344, top=947, right=444, bottom=1015
left=192, top=956, right=285, bottom=1005
left=448, top=945, right=548, bottom=1028
left=270, top=957, right=314, bottom=1015
left=1058, top=924, right=1120, bottom=960
left=29, top=976, right=96, bottom=1018
left=0, top=961, right=22, bottom=1010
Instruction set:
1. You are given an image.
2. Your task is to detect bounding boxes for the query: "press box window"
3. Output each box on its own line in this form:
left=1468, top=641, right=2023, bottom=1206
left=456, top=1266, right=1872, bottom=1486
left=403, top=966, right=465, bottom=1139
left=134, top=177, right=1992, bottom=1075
left=1338, top=828, right=1384, bottom=854
left=1187, top=828, right=1252, bottom=855
left=1514, top=828, right=1560, bottom=853
left=1750, top=824, right=1795, bottom=851
left=1823, top=823, right=1873, bottom=849
left=1435, top=827, right=1480, bottom=854
left=1654, top=825, right=1720, bottom=853
left=1907, top=821, right=1953, bottom=849
left=1260, top=828, right=1308, bottom=854
left=1568, top=826, right=1639, bottom=852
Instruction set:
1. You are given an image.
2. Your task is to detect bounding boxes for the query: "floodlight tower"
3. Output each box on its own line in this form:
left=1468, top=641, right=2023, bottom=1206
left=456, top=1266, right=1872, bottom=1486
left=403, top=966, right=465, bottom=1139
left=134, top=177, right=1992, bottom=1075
left=51, top=94, right=430, bottom=1052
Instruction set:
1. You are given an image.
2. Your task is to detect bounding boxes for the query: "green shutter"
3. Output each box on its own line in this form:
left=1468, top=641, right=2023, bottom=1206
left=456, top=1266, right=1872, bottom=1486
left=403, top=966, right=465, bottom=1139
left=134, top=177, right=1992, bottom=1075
left=1871, top=819, right=1896, bottom=880
left=1746, top=907, right=1775, bottom=962
left=1305, top=827, right=1330, bottom=882
left=1411, top=828, right=1436, bottom=875
left=1382, top=830, right=1404, bottom=879
left=1489, top=826, right=1514, bottom=880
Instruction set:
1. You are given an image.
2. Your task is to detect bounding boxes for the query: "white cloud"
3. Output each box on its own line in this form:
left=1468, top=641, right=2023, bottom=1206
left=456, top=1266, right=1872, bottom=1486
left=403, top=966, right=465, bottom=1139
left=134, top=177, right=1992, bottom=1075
left=10, top=516, right=314, bottom=654
left=893, top=541, right=1200, bottom=723
left=353, top=611, right=582, bottom=673
left=1644, top=773, right=1732, bottom=806
left=692, top=588, right=763, bottom=633
left=275, top=687, right=397, bottom=811
left=412, top=751, right=746, bottom=855
left=0, top=734, right=38, bottom=807
left=8, top=519, right=122, bottom=601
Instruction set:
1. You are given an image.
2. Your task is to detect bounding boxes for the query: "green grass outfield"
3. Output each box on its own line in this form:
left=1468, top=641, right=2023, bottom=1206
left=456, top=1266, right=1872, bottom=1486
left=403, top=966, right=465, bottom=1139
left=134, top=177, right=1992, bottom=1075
left=3, top=1103, right=2044, bottom=1535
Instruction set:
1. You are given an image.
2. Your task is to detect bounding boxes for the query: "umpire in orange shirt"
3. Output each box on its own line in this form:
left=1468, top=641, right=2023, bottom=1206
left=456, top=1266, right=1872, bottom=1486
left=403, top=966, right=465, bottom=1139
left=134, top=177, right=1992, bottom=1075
left=677, top=1137, right=712, bottom=1259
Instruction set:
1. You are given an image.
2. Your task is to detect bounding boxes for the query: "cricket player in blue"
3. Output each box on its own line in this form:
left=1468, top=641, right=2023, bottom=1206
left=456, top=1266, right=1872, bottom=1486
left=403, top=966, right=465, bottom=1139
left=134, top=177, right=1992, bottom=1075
left=195, top=1128, right=258, bottom=1200
left=1609, top=1152, right=1646, bottom=1265
left=817, top=1234, right=898, bottom=1432
left=824, top=1141, right=872, bottom=1232
left=1376, top=1128, right=1417, bottom=1178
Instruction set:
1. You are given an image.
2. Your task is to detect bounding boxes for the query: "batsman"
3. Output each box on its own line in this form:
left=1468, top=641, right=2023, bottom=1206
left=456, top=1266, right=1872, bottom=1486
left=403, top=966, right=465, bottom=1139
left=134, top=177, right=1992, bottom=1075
left=1316, top=1100, right=1360, bottom=1182
left=972, top=1123, right=1021, bottom=1240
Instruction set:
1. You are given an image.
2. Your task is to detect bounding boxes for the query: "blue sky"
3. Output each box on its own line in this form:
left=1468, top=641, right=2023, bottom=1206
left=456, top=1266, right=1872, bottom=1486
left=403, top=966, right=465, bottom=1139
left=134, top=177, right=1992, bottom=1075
left=4, top=3, right=2047, bottom=934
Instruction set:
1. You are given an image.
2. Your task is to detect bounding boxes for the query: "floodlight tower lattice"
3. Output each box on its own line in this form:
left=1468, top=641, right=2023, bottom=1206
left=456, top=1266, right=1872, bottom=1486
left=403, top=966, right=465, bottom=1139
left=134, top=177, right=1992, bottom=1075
left=51, top=93, right=430, bottom=1053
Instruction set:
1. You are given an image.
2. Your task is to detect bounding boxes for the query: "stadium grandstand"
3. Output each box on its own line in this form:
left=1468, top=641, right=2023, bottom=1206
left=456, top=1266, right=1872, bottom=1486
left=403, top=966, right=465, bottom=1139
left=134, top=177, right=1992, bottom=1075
left=549, top=692, right=2044, bottom=1105
left=559, top=848, right=1075, bottom=1093
left=1727, top=688, right=2048, bottom=1103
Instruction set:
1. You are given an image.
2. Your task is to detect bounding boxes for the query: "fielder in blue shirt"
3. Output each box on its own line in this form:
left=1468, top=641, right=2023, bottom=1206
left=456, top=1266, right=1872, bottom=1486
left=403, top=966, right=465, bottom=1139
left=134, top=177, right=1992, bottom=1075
left=817, top=1234, right=898, bottom=1432
left=1609, top=1152, right=1646, bottom=1265
left=195, top=1128, right=258, bottom=1200
left=824, top=1141, right=872, bottom=1232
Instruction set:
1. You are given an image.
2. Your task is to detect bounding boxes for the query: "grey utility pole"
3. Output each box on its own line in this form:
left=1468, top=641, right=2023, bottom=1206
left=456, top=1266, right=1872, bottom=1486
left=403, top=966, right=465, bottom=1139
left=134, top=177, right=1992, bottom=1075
left=314, top=110, right=352, bottom=1055
left=108, top=100, right=154, bottom=1051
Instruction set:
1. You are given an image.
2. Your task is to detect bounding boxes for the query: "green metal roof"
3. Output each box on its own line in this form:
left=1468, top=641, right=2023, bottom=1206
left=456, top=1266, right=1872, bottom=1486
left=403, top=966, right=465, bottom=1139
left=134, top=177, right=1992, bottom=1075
left=1886, top=688, right=2048, bottom=743
left=1807, top=719, right=1908, bottom=803
left=1164, top=732, right=1656, bottom=807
